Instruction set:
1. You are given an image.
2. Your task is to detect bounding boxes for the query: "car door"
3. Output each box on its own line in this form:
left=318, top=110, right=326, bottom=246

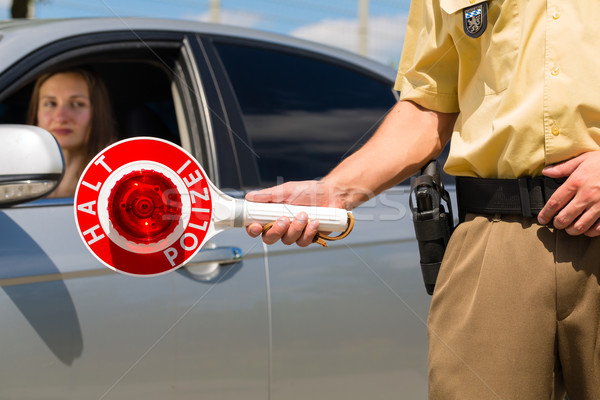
left=210, top=38, right=432, bottom=399
left=0, top=26, right=269, bottom=399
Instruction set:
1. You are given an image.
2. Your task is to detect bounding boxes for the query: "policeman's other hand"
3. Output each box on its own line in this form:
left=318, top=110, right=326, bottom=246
left=538, top=151, right=600, bottom=237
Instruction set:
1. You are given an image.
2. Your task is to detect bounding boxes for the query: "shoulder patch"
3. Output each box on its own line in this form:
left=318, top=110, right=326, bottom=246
left=463, top=2, right=488, bottom=38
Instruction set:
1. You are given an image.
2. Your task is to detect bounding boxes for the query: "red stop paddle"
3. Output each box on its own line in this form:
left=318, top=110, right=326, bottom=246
left=74, top=137, right=352, bottom=276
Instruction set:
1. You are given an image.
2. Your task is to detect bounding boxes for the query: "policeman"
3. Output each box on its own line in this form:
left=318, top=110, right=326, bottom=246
left=246, top=1, right=600, bottom=398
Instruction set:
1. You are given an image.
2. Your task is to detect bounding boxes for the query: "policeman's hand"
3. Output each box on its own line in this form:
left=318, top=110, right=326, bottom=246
left=245, top=180, right=342, bottom=246
left=538, top=151, right=600, bottom=237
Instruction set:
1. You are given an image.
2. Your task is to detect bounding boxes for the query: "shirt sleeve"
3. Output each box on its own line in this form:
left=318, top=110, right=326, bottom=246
left=395, top=0, right=460, bottom=113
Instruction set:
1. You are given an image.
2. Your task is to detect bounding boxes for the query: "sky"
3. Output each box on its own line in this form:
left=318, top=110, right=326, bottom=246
left=0, top=0, right=411, bottom=66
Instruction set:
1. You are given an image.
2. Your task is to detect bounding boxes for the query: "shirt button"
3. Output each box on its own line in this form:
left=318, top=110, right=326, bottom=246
left=551, top=66, right=560, bottom=76
left=552, top=10, right=561, bottom=19
left=551, top=124, right=560, bottom=136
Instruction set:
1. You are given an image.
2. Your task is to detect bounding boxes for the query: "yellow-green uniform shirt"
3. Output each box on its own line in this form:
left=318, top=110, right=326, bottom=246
left=395, top=0, right=600, bottom=179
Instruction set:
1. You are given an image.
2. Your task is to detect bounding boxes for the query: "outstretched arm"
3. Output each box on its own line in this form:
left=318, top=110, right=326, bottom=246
left=246, top=99, right=458, bottom=246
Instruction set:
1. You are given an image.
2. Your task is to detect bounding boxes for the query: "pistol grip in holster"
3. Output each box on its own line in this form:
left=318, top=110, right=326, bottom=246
left=410, top=160, right=455, bottom=295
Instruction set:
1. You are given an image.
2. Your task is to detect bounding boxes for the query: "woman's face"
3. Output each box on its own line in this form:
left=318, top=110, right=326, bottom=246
left=36, top=72, right=92, bottom=153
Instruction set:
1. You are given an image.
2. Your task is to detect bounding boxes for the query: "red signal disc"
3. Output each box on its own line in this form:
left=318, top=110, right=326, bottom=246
left=74, top=137, right=213, bottom=276
left=108, top=170, right=182, bottom=244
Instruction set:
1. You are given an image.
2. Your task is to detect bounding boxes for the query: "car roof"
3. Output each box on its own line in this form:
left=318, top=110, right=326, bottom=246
left=0, top=18, right=397, bottom=81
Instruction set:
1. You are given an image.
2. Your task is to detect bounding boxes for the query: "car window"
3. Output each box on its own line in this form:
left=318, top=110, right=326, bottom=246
left=0, top=60, right=180, bottom=145
left=0, top=43, right=190, bottom=199
left=214, top=42, right=397, bottom=186
left=98, top=61, right=180, bottom=145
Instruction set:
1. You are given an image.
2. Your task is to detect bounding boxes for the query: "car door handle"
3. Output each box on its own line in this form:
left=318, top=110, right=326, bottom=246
left=183, top=246, right=243, bottom=280
left=187, top=246, right=243, bottom=265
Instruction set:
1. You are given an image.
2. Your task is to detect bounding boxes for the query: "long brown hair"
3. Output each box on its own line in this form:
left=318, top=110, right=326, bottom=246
left=27, top=67, right=118, bottom=172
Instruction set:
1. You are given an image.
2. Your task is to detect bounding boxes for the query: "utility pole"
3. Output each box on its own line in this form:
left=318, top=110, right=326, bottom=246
left=210, top=0, right=220, bottom=23
left=358, top=0, right=369, bottom=57
left=11, top=0, right=35, bottom=18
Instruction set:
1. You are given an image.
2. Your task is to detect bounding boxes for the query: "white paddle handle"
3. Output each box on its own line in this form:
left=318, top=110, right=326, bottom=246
left=242, top=201, right=349, bottom=232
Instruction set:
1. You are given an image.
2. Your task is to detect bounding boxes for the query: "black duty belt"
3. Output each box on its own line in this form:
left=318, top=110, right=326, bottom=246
left=456, top=176, right=566, bottom=218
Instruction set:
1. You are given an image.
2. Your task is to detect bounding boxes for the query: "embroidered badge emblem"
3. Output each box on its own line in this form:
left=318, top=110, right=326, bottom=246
left=463, top=2, right=488, bottom=38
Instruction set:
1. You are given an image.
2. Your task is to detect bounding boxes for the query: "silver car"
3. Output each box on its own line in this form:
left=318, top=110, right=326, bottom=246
left=0, top=18, right=432, bottom=399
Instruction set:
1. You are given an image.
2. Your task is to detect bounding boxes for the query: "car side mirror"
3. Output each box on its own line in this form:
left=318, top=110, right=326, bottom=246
left=0, top=125, right=64, bottom=207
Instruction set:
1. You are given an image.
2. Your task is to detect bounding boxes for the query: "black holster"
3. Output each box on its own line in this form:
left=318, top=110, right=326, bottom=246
left=409, top=160, right=455, bottom=295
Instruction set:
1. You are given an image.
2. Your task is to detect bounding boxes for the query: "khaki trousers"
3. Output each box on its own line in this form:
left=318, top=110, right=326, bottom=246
left=428, top=214, right=600, bottom=400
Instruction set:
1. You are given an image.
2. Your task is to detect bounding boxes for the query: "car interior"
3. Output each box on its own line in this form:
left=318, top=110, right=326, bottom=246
left=0, top=49, right=182, bottom=147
